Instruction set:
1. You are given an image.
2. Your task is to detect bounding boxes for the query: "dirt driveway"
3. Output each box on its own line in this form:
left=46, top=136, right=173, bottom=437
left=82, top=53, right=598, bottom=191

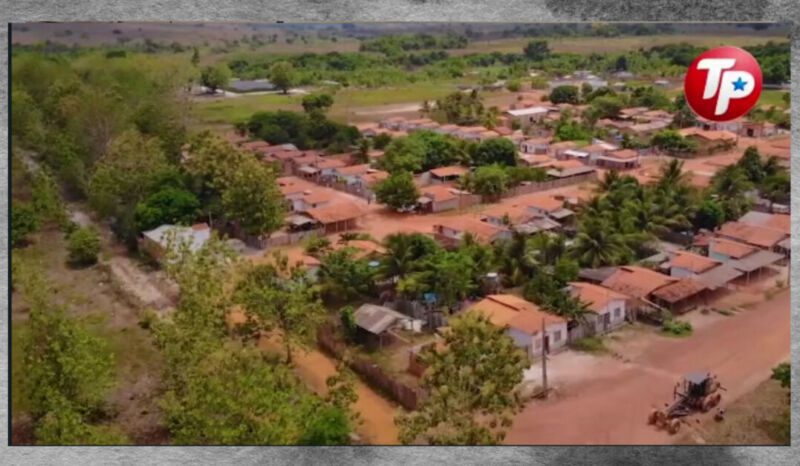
left=506, top=288, right=790, bottom=445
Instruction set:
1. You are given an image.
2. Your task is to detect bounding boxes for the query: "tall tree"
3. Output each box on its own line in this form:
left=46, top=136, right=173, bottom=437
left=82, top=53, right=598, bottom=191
left=473, top=138, right=518, bottom=167
left=235, top=254, right=326, bottom=364
left=200, top=64, right=231, bottom=93
left=523, top=40, right=550, bottom=61
left=269, top=61, right=296, bottom=94
left=374, top=171, right=420, bottom=210
left=221, top=159, right=284, bottom=237
left=88, top=130, right=175, bottom=242
left=396, top=312, right=526, bottom=445
left=571, top=217, right=631, bottom=268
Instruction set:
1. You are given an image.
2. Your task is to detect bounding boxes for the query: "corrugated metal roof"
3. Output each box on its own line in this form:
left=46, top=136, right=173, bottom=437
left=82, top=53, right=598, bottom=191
left=354, top=304, right=409, bottom=335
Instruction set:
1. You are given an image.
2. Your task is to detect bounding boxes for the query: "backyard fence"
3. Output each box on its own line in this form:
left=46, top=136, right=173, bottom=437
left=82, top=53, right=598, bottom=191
left=503, top=171, right=598, bottom=199
left=245, top=228, right=325, bottom=249
left=317, top=325, right=423, bottom=411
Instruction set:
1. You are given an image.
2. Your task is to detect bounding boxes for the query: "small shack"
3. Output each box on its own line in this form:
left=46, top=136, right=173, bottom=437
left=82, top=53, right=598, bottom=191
left=353, top=304, right=416, bottom=350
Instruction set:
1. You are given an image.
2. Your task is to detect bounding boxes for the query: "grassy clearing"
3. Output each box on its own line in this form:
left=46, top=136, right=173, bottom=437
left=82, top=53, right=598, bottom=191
left=10, top=322, right=30, bottom=414
left=192, top=81, right=460, bottom=125
left=457, top=34, right=788, bottom=56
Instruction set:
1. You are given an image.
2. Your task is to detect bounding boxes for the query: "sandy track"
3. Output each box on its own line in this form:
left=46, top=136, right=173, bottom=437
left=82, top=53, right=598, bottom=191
left=506, top=289, right=790, bottom=445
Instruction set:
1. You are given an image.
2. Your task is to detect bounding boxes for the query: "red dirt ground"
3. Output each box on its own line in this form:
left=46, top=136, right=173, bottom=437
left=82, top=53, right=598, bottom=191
left=505, top=288, right=790, bottom=445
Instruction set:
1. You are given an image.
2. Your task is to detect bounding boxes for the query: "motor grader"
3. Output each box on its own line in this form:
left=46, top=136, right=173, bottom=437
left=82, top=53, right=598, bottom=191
left=648, top=372, right=724, bottom=434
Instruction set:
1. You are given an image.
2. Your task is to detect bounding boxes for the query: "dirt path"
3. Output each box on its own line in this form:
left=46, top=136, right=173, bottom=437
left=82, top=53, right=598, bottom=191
left=506, top=289, right=790, bottom=445
left=255, top=336, right=400, bottom=444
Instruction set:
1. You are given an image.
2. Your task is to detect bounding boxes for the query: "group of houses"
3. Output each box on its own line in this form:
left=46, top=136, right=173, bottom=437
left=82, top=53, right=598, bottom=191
left=431, top=192, right=577, bottom=248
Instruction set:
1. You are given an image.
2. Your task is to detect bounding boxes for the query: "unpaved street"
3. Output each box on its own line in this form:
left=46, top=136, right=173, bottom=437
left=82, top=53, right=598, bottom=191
left=506, top=289, right=790, bottom=445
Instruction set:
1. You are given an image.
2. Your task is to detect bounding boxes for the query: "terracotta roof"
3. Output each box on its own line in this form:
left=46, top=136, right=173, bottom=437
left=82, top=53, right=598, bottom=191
left=583, top=144, right=611, bottom=153
left=738, top=211, right=790, bottom=235
left=336, top=164, right=371, bottom=176
left=520, top=194, right=563, bottom=213
left=272, top=150, right=306, bottom=161
left=520, top=154, right=553, bottom=166
left=602, top=266, right=676, bottom=299
left=314, top=158, right=348, bottom=170
left=333, top=239, right=386, bottom=260
left=434, top=216, right=508, bottom=243
left=545, top=159, right=585, bottom=170
left=568, top=282, right=628, bottom=314
left=277, top=176, right=316, bottom=196
left=467, top=294, right=564, bottom=333
left=651, top=278, right=707, bottom=304
left=709, top=238, right=757, bottom=259
left=523, top=138, right=550, bottom=146
left=480, top=203, right=535, bottom=225
left=607, top=149, right=639, bottom=160
left=717, top=221, right=787, bottom=249
left=550, top=141, right=578, bottom=150
left=305, top=201, right=364, bottom=224
left=430, top=166, right=468, bottom=178
left=680, top=128, right=737, bottom=142
left=670, top=251, right=721, bottom=274
left=422, top=185, right=459, bottom=203
left=302, top=190, right=336, bottom=205
left=360, top=170, right=390, bottom=186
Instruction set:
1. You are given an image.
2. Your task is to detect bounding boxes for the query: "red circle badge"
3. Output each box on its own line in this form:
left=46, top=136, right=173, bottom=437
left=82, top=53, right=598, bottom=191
left=683, top=46, right=762, bottom=122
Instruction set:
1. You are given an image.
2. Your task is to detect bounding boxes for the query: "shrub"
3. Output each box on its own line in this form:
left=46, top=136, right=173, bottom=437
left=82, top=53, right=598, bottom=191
left=662, top=319, right=692, bottom=337
left=570, top=336, right=607, bottom=354
left=67, top=227, right=101, bottom=267
left=11, top=201, right=40, bottom=247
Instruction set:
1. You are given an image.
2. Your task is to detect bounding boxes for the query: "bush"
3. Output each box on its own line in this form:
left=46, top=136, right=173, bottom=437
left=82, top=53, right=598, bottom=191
left=662, top=319, right=692, bottom=337
left=570, top=336, right=607, bottom=354
left=67, top=227, right=101, bottom=267
left=11, top=201, right=40, bottom=248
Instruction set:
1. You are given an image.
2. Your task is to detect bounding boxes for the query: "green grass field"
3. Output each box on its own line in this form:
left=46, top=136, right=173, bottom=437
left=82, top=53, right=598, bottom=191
left=193, top=81, right=461, bottom=125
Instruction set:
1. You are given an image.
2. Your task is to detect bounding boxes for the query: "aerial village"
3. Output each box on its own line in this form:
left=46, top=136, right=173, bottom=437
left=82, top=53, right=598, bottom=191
left=11, top=22, right=791, bottom=446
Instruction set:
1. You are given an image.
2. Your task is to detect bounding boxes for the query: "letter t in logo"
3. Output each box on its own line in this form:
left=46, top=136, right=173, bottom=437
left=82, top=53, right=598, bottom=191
left=696, top=58, right=755, bottom=116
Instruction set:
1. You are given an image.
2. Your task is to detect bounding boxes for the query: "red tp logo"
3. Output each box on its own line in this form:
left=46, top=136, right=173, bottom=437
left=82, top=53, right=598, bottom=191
left=684, top=46, right=762, bottom=122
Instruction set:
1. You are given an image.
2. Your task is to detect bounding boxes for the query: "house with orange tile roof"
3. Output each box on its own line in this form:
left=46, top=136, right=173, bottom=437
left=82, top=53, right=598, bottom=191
left=479, top=203, right=537, bottom=227
left=601, top=266, right=678, bottom=315
left=520, top=153, right=553, bottom=167
left=678, top=128, right=737, bottom=155
left=418, top=185, right=463, bottom=213
left=594, top=148, right=640, bottom=170
left=304, top=201, right=365, bottom=234
left=429, top=165, right=469, bottom=184
left=707, top=237, right=758, bottom=262
left=567, top=282, right=629, bottom=334
left=466, top=294, right=568, bottom=357
left=668, top=251, right=721, bottom=278
left=716, top=221, right=788, bottom=251
left=433, top=216, right=511, bottom=247
left=738, top=211, right=790, bottom=235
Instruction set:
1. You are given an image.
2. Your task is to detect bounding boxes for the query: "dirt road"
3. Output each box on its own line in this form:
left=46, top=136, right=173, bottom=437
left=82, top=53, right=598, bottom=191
left=254, top=335, right=400, bottom=445
left=506, top=289, right=790, bottom=445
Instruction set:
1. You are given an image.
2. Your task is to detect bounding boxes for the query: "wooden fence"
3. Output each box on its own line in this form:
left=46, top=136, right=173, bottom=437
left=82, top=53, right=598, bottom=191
left=503, top=171, right=598, bottom=199
left=317, top=325, right=423, bottom=411
left=244, top=228, right=325, bottom=249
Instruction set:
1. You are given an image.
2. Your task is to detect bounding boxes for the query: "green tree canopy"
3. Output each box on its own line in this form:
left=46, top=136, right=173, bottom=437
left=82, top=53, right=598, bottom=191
left=374, top=171, right=421, bottom=210
left=396, top=312, right=526, bottom=445
left=473, top=138, right=518, bottom=167
left=269, top=61, right=296, bottom=94
left=200, top=64, right=232, bottom=92
left=549, top=85, right=580, bottom=104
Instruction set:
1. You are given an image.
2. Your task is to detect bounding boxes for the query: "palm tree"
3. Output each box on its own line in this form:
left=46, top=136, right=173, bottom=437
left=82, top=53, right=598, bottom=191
left=656, top=159, right=689, bottom=192
left=571, top=217, right=630, bottom=268
left=379, top=233, right=440, bottom=282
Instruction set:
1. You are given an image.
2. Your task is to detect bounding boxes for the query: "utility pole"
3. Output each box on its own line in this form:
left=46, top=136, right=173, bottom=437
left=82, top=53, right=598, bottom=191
left=541, top=317, right=548, bottom=398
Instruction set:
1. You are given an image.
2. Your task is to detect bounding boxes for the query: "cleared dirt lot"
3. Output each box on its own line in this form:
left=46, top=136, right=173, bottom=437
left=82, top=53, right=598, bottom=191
left=506, top=288, right=790, bottom=445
